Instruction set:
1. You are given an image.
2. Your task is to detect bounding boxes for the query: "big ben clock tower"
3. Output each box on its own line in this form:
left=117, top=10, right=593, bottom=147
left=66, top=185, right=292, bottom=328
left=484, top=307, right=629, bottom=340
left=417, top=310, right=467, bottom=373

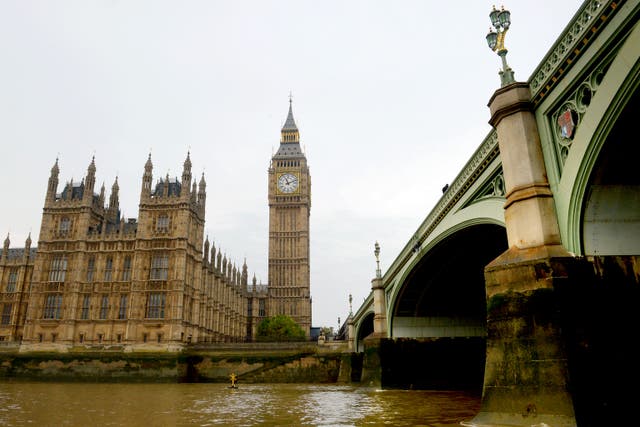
left=268, top=98, right=312, bottom=336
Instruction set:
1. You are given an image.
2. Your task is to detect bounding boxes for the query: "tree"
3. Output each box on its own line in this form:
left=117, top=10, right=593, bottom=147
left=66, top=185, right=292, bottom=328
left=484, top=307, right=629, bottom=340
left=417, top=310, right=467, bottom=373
left=255, top=315, right=306, bottom=342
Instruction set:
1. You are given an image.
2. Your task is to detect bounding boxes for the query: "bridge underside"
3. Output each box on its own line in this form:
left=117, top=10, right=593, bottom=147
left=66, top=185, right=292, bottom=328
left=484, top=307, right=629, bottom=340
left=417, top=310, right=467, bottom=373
left=392, top=224, right=507, bottom=339
left=374, top=224, right=507, bottom=390
left=565, top=85, right=640, bottom=424
left=582, top=89, right=640, bottom=256
left=355, top=312, right=374, bottom=353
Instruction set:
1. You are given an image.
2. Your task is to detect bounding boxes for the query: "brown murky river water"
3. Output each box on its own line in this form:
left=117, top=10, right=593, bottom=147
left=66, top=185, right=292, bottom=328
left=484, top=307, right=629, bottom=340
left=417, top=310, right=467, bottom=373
left=0, top=382, right=480, bottom=426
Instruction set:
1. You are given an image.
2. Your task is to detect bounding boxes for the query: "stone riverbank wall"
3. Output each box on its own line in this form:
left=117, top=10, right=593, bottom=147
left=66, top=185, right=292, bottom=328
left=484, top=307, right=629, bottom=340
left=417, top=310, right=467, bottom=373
left=0, top=342, right=349, bottom=383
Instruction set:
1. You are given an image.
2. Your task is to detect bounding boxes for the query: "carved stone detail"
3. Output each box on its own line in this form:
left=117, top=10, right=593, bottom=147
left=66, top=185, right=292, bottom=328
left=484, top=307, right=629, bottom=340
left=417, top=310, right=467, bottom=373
left=530, top=0, right=611, bottom=101
left=550, top=55, right=613, bottom=173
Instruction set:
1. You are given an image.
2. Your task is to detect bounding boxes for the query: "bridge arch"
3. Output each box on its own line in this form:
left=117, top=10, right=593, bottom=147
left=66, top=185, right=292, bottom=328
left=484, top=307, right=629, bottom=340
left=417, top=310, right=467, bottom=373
left=353, top=311, right=374, bottom=353
left=557, top=22, right=640, bottom=255
left=388, top=220, right=507, bottom=339
left=370, top=220, right=508, bottom=390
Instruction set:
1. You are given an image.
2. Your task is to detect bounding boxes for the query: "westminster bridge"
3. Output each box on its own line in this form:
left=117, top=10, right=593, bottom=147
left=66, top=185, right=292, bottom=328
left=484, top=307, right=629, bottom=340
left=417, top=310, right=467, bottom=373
left=347, top=1, right=640, bottom=426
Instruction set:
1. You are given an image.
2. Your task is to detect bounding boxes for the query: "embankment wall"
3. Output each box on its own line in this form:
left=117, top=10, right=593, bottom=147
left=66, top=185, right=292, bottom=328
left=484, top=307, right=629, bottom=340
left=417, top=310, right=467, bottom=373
left=0, top=342, right=348, bottom=383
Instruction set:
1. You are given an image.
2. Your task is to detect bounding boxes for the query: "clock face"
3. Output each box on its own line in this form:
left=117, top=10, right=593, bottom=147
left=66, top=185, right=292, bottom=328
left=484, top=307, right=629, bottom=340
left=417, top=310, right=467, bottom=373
left=277, top=173, right=299, bottom=193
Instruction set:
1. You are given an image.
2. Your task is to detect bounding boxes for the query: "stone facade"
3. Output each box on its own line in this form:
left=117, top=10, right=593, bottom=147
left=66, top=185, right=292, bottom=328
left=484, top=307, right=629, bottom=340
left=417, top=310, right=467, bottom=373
left=267, top=100, right=312, bottom=336
left=0, top=236, right=35, bottom=344
left=0, top=103, right=309, bottom=351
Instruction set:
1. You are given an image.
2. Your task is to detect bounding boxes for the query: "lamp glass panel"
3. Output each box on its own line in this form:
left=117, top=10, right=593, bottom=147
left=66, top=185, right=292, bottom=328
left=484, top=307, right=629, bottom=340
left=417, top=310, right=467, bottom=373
left=498, top=11, right=511, bottom=29
left=490, top=10, right=501, bottom=28
left=486, top=31, right=497, bottom=50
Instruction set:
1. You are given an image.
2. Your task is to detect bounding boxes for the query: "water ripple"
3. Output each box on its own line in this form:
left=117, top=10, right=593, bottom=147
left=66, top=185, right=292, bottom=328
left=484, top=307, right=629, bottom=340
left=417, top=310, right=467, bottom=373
left=0, top=382, right=480, bottom=426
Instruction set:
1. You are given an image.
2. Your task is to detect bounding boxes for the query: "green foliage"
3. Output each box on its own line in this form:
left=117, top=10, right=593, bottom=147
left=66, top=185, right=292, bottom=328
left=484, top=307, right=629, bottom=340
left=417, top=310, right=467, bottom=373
left=256, top=315, right=306, bottom=342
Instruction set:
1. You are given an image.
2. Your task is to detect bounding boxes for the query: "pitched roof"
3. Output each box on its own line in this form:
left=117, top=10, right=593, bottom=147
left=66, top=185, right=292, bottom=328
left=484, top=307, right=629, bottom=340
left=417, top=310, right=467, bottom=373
left=282, top=101, right=298, bottom=131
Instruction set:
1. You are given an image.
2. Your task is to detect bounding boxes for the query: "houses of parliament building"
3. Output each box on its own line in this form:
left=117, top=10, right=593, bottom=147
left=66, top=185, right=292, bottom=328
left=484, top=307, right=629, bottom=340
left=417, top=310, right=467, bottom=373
left=0, top=102, right=312, bottom=351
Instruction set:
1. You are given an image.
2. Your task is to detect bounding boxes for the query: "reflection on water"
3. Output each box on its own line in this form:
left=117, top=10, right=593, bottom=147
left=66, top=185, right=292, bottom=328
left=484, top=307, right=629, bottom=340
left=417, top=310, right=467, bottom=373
left=0, top=382, right=480, bottom=426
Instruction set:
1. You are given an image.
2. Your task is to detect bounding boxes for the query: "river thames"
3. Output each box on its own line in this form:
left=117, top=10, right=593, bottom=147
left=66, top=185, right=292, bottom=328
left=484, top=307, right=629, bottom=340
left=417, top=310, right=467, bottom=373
left=0, top=382, right=480, bottom=426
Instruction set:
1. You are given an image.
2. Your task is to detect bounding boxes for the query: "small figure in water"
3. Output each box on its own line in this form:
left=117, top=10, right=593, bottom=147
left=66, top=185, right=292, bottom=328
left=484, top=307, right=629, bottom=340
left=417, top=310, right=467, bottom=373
left=229, top=372, right=238, bottom=389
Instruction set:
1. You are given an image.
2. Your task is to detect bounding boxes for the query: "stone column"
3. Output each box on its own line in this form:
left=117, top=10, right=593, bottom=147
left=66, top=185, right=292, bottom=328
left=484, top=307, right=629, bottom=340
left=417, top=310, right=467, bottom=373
left=347, top=316, right=354, bottom=351
left=464, top=82, right=576, bottom=427
left=371, top=277, right=387, bottom=337
left=360, top=275, right=389, bottom=388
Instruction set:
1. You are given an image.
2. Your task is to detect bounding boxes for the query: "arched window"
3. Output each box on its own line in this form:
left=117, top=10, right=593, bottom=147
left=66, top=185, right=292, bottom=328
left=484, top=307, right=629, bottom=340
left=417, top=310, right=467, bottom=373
left=43, top=294, right=63, bottom=319
left=121, top=256, right=132, bottom=281
left=156, top=215, right=170, bottom=232
left=104, top=257, right=113, bottom=282
left=49, top=256, right=67, bottom=282
left=146, top=292, right=166, bottom=318
left=59, top=217, right=71, bottom=234
left=150, top=254, right=169, bottom=280
left=6, top=269, right=18, bottom=292
left=86, top=257, right=95, bottom=282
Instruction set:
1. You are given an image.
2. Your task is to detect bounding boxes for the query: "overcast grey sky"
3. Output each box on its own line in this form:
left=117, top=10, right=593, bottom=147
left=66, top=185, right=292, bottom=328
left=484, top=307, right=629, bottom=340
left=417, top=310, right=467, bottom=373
left=0, top=1, right=581, bottom=328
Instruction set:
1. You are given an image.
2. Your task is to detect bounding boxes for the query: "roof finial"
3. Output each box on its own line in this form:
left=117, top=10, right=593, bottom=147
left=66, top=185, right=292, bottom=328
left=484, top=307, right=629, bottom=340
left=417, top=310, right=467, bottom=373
left=282, top=94, right=298, bottom=132
left=51, top=157, right=60, bottom=174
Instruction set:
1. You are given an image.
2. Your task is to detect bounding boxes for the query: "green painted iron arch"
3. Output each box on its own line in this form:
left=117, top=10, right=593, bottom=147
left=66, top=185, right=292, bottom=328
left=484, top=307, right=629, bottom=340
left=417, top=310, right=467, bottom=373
left=557, top=21, right=640, bottom=255
left=353, top=310, right=375, bottom=353
left=385, top=217, right=507, bottom=339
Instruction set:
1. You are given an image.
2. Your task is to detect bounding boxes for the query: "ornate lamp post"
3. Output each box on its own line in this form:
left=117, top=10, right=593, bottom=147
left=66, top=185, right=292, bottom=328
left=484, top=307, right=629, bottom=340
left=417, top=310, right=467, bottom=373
left=371, top=241, right=386, bottom=337
left=374, top=241, right=381, bottom=279
left=486, top=5, right=515, bottom=86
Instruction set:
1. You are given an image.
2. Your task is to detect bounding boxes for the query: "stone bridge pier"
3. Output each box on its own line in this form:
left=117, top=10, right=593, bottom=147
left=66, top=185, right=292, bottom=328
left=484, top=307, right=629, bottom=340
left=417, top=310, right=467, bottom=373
left=467, top=73, right=640, bottom=424
left=464, top=82, right=577, bottom=427
left=349, top=4, right=640, bottom=424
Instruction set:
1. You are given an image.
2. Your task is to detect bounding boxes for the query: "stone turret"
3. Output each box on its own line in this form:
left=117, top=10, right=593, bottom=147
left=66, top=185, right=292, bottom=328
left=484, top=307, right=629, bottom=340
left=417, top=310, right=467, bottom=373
left=3, top=233, right=9, bottom=259
left=24, top=233, right=32, bottom=261
left=191, top=181, right=197, bottom=204
left=222, top=254, right=227, bottom=278
left=203, top=236, right=210, bottom=265
left=242, top=259, right=248, bottom=287
left=46, top=158, right=59, bottom=204
left=98, top=183, right=105, bottom=208
left=198, top=173, right=206, bottom=215
left=141, top=154, right=153, bottom=197
left=181, top=152, right=192, bottom=196
left=211, top=242, right=216, bottom=271
left=84, top=157, right=97, bottom=203
left=107, top=177, right=120, bottom=224
left=232, top=264, right=237, bottom=287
